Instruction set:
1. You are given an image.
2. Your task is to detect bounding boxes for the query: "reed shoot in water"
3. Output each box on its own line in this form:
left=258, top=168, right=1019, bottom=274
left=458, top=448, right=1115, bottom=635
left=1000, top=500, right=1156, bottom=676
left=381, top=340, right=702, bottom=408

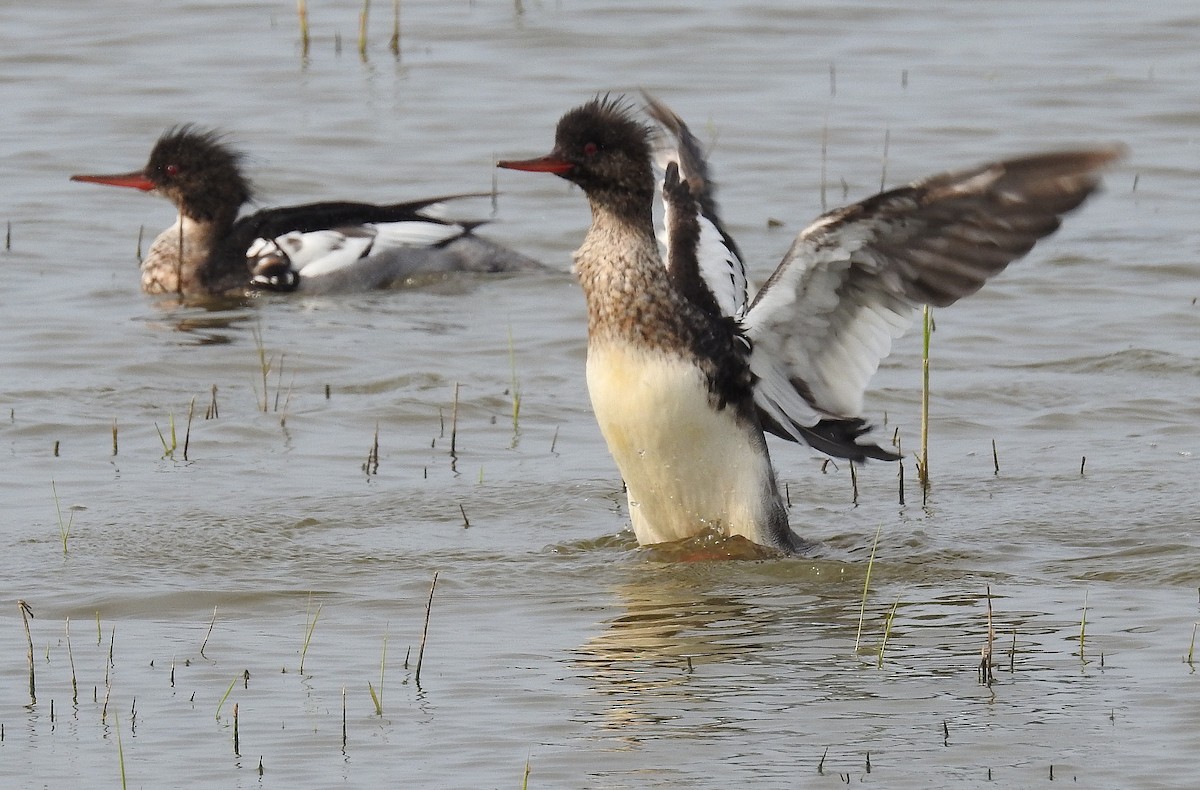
left=65, top=617, right=78, bottom=704
left=297, top=0, right=310, bottom=56
left=508, top=326, right=522, bottom=444
left=156, top=413, right=177, bottom=459
left=233, top=703, right=240, bottom=756
left=358, top=0, right=369, bottom=60
left=414, top=571, right=439, bottom=686
left=854, top=523, right=884, bottom=652
left=19, top=600, right=35, bottom=704
left=206, top=384, right=219, bottom=419
left=878, top=594, right=900, bottom=668
left=979, top=585, right=995, bottom=685
left=52, top=481, right=73, bottom=556
left=1078, top=589, right=1089, bottom=661
left=252, top=324, right=273, bottom=413
left=200, top=606, right=218, bottom=658
left=364, top=424, right=380, bottom=476
left=918, top=305, right=932, bottom=495
left=114, top=708, right=128, bottom=790
left=215, top=675, right=237, bottom=720
left=183, top=397, right=195, bottom=460
left=368, top=628, right=388, bottom=716
left=300, top=598, right=322, bottom=674
left=388, top=0, right=400, bottom=56
left=449, top=382, right=461, bottom=461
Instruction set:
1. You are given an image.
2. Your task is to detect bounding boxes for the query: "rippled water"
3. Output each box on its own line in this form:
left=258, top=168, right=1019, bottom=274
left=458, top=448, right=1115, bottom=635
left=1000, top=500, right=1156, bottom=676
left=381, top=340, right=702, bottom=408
left=2, top=1, right=1198, bottom=787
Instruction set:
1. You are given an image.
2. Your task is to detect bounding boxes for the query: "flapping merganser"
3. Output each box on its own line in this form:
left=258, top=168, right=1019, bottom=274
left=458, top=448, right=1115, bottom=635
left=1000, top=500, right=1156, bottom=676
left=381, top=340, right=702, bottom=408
left=498, top=94, right=1121, bottom=553
left=72, top=126, right=541, bottom=298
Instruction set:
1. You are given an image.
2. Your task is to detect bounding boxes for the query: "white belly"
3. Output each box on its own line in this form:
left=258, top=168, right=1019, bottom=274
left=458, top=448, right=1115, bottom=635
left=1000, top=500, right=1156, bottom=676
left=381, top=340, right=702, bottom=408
left=586, top=342, right=784, bottom=547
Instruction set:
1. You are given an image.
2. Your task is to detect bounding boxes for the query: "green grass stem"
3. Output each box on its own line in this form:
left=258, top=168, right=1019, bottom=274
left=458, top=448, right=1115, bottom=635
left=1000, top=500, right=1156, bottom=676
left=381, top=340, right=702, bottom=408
left=65, top=617, right=78, bottom=705
left=369, top=627, right=388, bottom=716
left=918, top=305, right=931, bottom=493
left=215, top=675, right=237, bottom=720
left=114, top=708, right=128, bottom=789
left=854, top=523, right=884, bottom=652
left=508, top=325, right=522, bottom=444
left=52, top=481, right=74, bottom=556
left=877, top=594, right=900, bottom=668
left=300, top=599, right=322, bottom=675
left=358, top=0, right=370, bottom=59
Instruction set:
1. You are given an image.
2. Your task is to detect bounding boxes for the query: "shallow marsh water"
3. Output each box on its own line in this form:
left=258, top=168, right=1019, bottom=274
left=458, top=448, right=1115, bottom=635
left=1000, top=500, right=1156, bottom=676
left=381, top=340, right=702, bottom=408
left=1, top=1, right=1198, bottom=787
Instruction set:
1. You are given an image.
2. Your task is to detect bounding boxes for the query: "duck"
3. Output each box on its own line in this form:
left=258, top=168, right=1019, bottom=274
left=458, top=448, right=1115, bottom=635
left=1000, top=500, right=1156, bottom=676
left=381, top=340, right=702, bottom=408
left=497, top=94, right=1121, bottom=553
left=72, top=126, right=542, bottom=298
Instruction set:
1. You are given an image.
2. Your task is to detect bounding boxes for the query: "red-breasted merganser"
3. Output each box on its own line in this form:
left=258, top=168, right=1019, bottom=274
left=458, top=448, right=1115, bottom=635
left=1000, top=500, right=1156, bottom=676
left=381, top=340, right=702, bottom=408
left=498, top=95, right=1121, bottom=553
left=72, top=126, right=542, bottom=298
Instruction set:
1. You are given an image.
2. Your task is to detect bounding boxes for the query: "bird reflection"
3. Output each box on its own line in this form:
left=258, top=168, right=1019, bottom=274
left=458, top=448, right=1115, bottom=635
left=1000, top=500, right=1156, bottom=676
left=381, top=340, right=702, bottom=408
left=572, top=534, right=791, bottom=733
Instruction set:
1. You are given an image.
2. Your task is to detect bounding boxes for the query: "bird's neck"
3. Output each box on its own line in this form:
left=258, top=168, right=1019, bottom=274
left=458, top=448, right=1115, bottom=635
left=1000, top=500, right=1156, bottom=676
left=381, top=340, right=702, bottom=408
left=574, top=196, right=684, bottom=352
left=140, top=210, right=244, bottom=296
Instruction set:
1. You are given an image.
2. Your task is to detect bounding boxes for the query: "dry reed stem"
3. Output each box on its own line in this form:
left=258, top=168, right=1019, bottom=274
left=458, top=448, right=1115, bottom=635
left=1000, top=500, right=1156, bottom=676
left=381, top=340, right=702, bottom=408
left=979, top=585, right=995, bottom=685
left=918, top=305, right=931, bottom=493
left=200, top=606, right=218, bottom=659
left=450, top=383, right=460, bottom=457
left=388, top=0, right=400, bottom=56
left=414, top=571, right=439, bottom=686
left=183, top=397, right=195, bottom=461
left=297, top=0, right=310, bottom=56
left=19, top=600, right=35, bottom=704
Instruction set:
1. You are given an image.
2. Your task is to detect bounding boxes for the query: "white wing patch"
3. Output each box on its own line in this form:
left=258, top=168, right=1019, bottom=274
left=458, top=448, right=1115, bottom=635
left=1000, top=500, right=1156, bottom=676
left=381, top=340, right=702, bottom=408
left=247, top=220, right=466, bottom=280
left=648, top=103, right=748, bottom=319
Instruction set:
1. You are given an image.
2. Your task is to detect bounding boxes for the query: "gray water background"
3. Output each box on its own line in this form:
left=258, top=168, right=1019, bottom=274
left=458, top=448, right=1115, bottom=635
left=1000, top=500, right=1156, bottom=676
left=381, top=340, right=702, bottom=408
left=1, top=1, right=1198, bottom=787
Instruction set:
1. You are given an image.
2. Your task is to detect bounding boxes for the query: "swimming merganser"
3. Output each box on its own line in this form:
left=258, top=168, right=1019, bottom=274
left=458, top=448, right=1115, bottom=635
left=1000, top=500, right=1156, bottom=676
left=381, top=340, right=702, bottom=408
left=498, top=95, right=1121, bottom=553
left=72, top=126, right=541, bottom=298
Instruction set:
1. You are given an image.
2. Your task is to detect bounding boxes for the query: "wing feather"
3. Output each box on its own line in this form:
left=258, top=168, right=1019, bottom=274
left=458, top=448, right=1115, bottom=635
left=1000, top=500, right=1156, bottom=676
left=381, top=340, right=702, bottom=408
left=744, top=146, right=1123, bottom=447
left=643, top=92, right=749, bottom=318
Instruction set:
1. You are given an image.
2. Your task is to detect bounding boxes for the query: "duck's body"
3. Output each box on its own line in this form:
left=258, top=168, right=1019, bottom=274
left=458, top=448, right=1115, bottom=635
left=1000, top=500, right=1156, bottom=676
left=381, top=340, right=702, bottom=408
left=73, top=126, right=541, bottom=299
left=574, top=186, right=796, bottom=548
left=499, top=95, right=1120, bottom=553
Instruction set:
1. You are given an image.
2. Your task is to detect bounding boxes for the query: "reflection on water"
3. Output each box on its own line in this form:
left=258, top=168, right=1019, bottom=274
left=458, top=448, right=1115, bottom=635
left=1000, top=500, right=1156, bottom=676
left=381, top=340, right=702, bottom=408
left=138, top=301, right=258, bottom=344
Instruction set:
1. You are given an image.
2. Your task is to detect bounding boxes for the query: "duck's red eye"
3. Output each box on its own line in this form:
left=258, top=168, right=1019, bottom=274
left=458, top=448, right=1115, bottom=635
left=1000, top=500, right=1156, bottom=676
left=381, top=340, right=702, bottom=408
left=583, top=142, right=599, bottom=157
left=164, top=164, right=180, bottom=177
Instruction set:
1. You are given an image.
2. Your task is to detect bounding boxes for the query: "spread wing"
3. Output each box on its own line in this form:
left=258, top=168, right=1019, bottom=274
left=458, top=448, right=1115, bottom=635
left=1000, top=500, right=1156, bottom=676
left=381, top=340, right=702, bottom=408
left=742, top=146, right=1124, bottom=454
left=642, top=93, right=748, bottom=319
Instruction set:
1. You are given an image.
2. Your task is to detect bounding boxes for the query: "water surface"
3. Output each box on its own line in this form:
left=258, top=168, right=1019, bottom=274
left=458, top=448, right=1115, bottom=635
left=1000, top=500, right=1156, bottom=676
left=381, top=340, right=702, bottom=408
left=1, top=1, right=1198, bottom=787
